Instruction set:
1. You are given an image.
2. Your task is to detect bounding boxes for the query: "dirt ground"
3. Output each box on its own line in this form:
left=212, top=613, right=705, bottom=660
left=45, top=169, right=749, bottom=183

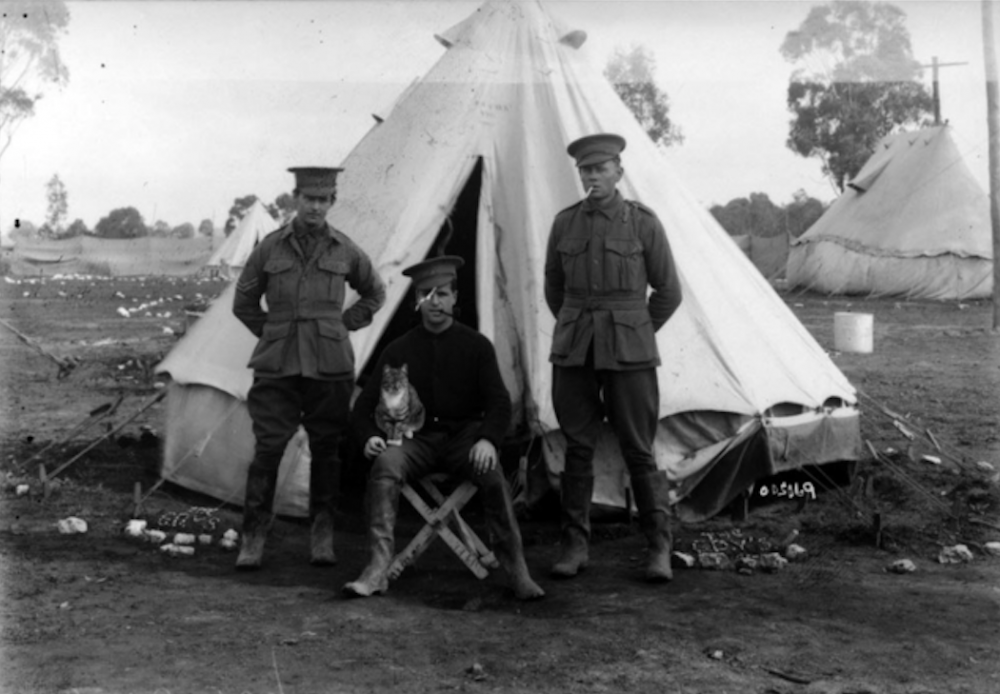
left=1, top=273, right=999, bottom=694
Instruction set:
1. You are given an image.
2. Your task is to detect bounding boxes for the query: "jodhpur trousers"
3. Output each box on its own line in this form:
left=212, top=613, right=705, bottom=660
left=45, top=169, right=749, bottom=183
left=552, top=363, right=660, bottom=478
left=246, top=375, right=353, bottom=516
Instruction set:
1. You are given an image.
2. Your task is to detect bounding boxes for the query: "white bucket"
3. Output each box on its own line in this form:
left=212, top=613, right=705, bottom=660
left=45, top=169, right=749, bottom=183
left=833, top=312, right=873, bottom=353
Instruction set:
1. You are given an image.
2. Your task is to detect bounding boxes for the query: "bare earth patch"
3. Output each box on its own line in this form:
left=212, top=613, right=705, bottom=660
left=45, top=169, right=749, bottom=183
left=1, top=276, right=999, bottom=694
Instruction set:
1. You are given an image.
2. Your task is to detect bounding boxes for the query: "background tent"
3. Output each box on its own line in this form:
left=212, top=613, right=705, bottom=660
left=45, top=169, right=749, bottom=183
left=156, top=0, right=860, bottom=522
left=731, top=232, right=790, bottom=281
left=787, top=125, right=993, bottom=300
left=9, top=236, right=213, bottom=277
left=205, top=200, right=278, bottom=279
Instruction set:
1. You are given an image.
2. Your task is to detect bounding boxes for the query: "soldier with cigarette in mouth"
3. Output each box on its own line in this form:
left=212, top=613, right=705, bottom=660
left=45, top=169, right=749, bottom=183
left=543, top=133, right=683, bottom=583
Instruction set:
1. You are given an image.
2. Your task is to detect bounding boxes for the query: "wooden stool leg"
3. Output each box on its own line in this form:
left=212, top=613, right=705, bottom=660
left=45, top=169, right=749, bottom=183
left=419, top=479, right=499, bottom=569
left=389, top=483, right=489, bottom=580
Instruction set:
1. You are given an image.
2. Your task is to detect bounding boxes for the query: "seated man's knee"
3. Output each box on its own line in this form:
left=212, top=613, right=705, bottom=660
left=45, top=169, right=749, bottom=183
left=369, top=449, right=408, bottom=483
left=471, top=467, right=506, bottom=492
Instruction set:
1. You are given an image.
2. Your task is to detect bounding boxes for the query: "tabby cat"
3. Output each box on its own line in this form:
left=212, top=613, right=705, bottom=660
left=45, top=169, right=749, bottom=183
left=374, top=363, right=426, bottom=445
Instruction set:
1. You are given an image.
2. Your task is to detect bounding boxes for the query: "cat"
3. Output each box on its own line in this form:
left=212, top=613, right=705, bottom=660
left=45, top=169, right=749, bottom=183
left=374, top=363, right=426, bottom=446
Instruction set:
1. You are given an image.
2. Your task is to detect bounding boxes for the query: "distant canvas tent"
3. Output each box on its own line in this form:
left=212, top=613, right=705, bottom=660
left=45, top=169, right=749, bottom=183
left=731, top=233, right=790, bottom=280
left=205, top=200, right=277, bottom=279
left=9, top=236, right=213, bottom=277
left=787, top=125, right=993, bottom=300
left=156, top=0, right=860, bottom=522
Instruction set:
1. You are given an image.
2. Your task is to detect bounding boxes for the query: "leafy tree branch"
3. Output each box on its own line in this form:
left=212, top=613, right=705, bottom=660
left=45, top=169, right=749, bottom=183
left=780, top=0, right=933, bottom=191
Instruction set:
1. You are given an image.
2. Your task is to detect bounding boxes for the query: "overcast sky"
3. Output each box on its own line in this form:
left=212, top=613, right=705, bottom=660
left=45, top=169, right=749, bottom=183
left=0, top=0, right=995, bottom=237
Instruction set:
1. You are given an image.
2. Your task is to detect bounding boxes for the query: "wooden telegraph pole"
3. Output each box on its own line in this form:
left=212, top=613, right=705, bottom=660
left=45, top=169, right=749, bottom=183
left=922, top=56, right=970, bottom=125
left=984, top=0, right=1000, bottom=330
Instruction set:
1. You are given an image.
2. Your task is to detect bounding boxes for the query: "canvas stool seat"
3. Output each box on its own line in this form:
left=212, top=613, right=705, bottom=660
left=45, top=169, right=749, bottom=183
left=388, top=473, right=500, bottom=580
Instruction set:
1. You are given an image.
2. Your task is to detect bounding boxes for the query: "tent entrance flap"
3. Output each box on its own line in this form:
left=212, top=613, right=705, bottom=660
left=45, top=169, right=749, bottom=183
left=359, top=158, right=484, bottom=386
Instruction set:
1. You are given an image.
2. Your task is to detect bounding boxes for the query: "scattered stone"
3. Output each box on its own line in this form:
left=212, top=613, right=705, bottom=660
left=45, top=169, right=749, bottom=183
left=57, top=517, right=88, bottom=534
left=671, top=551, right=696, bottom=568
left=144, top=529, right=168, bottom=544
left=976, top=461, right=995, bottom=472
left=697, top=552, right=731, bottom=571
left=887, top=559, right=916, bottom=574
left=758, top=552, right=788, bottom=573
left=779, top=528, right=800, bottom=549
left=124, top=519, right=148, bottom=538
left=708, top=649, right=724, bottom=660
left=160, top=543, right=195, bottom=557
left=467, top=662, right=486, bottom=681
left=15, top=484, right=30, bottom=497
left=938, top=544, right=974, bottom=564
left=785, top=543, right=808, bottom=561
left=173, top=533, right=196, bottom=545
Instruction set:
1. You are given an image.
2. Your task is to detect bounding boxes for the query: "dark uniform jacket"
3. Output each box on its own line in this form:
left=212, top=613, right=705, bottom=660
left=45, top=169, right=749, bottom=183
left=352, top=322, right=512, bottom=449
left=544, top=190, right=682, bottom=371
left=233, top=219, right=385, bottom=380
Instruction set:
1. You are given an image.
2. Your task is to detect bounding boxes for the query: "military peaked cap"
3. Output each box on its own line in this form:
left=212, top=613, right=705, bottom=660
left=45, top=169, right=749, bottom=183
left=403, top=255, right=465, bottom=290
left=566, top=133, right=626, bottom=167
left=288, top=166, right=343, bottom=195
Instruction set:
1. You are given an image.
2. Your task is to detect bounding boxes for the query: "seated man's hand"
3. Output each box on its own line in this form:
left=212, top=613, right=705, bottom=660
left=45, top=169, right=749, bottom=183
left=364, top=436, right=388, bottom=460
left=469, top=439, right=498, bottom=476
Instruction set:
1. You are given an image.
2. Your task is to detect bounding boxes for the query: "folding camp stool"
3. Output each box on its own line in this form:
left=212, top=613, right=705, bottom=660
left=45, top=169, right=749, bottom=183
left=387, top=473, right=500, bottom=580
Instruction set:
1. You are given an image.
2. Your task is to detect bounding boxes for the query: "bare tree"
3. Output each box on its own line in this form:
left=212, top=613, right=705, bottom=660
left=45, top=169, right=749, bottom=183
left=0, top=1, right=70, bottom=175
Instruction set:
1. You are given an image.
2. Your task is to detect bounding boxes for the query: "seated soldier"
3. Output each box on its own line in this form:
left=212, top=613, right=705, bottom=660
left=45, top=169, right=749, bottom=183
left=343, top=256, right=545, bottom=601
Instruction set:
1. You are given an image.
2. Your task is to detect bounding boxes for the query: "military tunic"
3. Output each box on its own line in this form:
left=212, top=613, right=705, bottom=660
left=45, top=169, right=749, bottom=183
left=234, top=219, right=385, bottom=380
left=543, top=190, right=682, bottom=479
left=232, top=218, right=386, bottom=515
left=544, top=190, right=682, bottom=370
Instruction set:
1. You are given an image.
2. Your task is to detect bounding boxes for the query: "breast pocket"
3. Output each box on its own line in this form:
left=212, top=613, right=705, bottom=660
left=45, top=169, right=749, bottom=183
left=316, top=256, right=349, bottom=306
left=557, top=237, right=589, bottom=289
left=605, top=238, right=645, bottom=291
left=263, top=257, right=297, bottom=303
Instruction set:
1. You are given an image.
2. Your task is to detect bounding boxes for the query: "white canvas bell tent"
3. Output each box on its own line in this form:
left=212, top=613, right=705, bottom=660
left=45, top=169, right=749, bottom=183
left=156, top=0, right=860, bottom=522
left=205, top=200, right=278, bottom=279
left=787, top=125, right=994, bottom=300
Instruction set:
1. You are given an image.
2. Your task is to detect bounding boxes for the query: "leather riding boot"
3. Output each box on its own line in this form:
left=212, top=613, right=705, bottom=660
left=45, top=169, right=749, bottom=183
left=481, top=476, right=545, bottom=600
left=309, top=509, right=336, bottom=566
left=550, top=473, right=593, bottom=578
left=630, top=470, right=674, bottom=583
left=342, top=478, right=399, bottom=597
left=236, top=467, right=278, bottom=571
left=309, top=445, right=341, bottom=566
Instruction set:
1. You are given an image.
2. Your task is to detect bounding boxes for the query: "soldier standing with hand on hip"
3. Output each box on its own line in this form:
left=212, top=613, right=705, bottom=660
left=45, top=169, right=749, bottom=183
left=544, top=134, right=683, bottom=583
left=232, top=166, right=386, bottom=570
